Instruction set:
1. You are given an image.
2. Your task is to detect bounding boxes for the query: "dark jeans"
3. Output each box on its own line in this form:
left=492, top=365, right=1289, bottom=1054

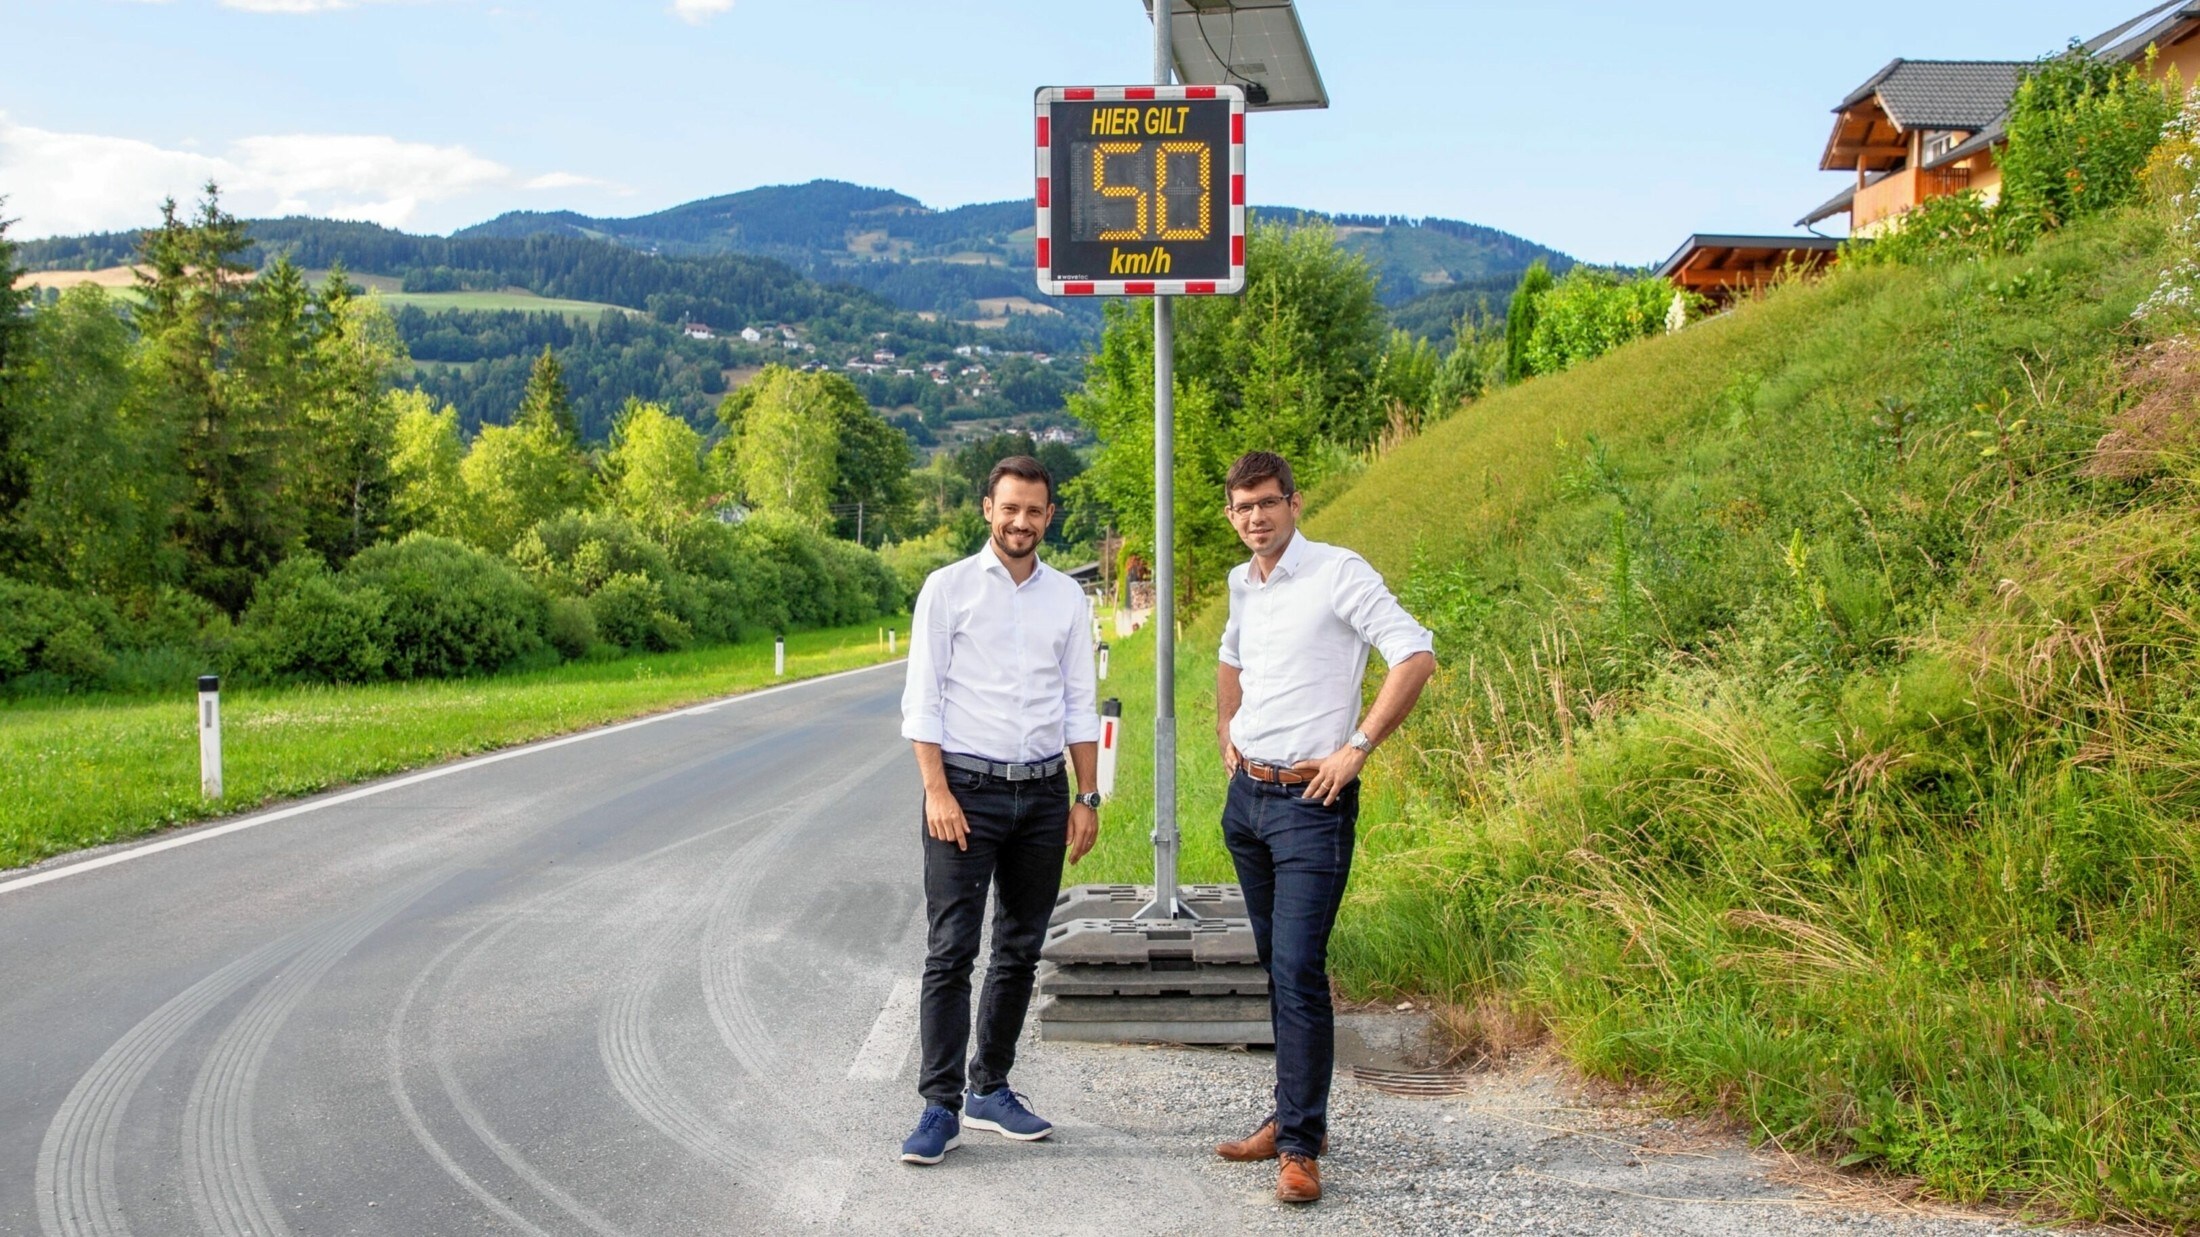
left=1221, top=768, right=1359, bottom=1159
left=917, top=762, right=1068, bottom=1110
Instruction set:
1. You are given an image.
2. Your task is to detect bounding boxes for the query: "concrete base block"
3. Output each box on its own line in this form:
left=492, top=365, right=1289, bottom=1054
left=1050, top=884, right=1247, bottom=926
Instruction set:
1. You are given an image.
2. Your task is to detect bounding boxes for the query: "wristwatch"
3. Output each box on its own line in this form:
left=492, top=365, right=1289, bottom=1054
left=1075, top=791, right=1103, bottom=809
left=1347, top=730, right=1374, bottom=754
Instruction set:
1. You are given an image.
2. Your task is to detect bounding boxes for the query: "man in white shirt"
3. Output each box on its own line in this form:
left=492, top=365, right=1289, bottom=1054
left=895, top=455, right=1102, bottom=1165
left=1210, top=450, right=1435, bottom=1204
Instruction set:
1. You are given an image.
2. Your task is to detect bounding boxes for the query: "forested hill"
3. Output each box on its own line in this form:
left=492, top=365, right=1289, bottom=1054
left=453, top=179, right=1574, bottom=313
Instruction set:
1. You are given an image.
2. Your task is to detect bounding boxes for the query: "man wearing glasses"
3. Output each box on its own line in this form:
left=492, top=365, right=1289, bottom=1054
left=1210, top=450, right=1435, bottom=1204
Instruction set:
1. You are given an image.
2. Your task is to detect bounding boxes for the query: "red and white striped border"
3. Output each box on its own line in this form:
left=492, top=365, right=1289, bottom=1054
left=1034, top=84, right=1246, bottom=298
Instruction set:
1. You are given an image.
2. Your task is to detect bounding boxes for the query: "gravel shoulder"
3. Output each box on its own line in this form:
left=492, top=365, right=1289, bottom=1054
left=1008, top=1034, right=2035, bottom=1237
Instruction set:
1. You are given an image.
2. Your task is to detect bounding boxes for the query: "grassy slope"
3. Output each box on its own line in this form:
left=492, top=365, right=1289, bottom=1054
left=1099, top=211, right=2200, bottom=1224
left=0, top=621, right=904, bottom=871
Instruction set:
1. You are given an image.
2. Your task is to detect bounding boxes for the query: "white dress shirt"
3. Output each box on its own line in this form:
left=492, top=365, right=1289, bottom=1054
left=1219, top=532, right=1434, bottom=766
left=901, top=546, right=1101, bottom=763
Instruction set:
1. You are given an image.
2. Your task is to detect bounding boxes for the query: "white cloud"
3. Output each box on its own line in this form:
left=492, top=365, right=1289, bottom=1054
left=669, top=0, right=732, bottom=25
left=0, top=112, right=609, bottom=235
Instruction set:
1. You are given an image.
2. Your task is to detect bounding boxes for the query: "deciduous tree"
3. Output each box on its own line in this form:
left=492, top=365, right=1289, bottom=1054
left=736, top=366, right=839, bottom=529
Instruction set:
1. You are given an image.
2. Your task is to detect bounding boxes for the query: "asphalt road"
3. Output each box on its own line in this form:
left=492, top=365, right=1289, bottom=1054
left=0, top=664, right=2027, bottom=1237
left=0, top=663, right=1244, bottom=1236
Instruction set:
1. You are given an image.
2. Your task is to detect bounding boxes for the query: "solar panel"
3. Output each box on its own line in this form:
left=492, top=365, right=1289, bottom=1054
left=1143, top=0, right=1329, bottom=112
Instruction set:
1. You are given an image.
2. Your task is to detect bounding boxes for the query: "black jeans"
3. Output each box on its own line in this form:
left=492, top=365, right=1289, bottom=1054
left=1221, top=768, right=1359, bottom=1159
left=917, top=762, right=1068, bottom=1110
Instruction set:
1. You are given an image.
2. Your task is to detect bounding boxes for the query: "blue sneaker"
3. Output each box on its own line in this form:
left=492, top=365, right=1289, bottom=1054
left=962, top=1087, right=1053, bottom=1141
left=899, top=1104, right=961, bottom=1164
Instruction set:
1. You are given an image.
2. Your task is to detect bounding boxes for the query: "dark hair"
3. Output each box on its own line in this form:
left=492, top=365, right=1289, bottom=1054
left=985, top=455, right=1054, bottom=504
left=1224, top=451, right=1295, bottom=497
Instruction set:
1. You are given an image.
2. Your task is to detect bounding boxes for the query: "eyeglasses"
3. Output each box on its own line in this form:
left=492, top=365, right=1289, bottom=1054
left=1226, top=494, right=1294, bottom=519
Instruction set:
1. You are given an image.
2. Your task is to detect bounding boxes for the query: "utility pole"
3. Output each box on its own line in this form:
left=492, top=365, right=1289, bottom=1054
left=1139, top=4, right=1189, bottom=921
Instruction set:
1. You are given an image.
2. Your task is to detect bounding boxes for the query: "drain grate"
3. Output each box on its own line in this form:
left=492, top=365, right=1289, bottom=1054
left=1351, top=1066, right=1477, bottom=1097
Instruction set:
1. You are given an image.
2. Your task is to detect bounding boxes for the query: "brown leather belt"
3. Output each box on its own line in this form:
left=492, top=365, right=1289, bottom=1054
left=1243, top=760, right=1314, bottom=785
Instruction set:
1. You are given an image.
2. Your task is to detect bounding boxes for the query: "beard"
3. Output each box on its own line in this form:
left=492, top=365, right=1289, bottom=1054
left=991, top=525, right=1040, bottom=561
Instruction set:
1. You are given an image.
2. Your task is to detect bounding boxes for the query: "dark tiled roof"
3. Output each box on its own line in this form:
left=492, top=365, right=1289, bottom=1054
left=1922, top=116, right=2006, bottom=171
left=1838, top=59, right=2026, bottom=130
left=1797, top=180, right=1867, bottom=228
left=2087, top=0, right=2200, bottom=63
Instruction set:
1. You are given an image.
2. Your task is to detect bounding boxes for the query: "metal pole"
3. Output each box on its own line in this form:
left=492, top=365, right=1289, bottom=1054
left=197, top=674, right=223, bottom=800
left=1140, top=1, right=1190, bottom=921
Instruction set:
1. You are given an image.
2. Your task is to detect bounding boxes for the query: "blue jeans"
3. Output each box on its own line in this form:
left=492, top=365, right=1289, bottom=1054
left=1220, top=768, right=1358, bottom=1159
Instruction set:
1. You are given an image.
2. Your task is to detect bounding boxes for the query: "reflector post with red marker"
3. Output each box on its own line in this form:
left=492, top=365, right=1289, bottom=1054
left=1097, top=698, right=1122, bottom=798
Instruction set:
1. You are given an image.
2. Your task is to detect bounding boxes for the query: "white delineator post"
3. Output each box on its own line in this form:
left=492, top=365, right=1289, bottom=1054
left=1098, top=698, right=1122, bottom=798
left=1097, top=641, right=1111, bottom=681
left=197, top=674, right=223, bottom=800
left=1139, top=2, right=1192, bottom=922
left=889, top=628, right=897, bottom=656
left=775, top=637, right=786, bottom=678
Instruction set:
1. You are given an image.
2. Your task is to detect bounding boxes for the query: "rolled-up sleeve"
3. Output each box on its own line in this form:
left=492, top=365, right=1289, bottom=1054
left=1218, top=570, right=1245, bottom=669
left=1061, top=589, right=1102, bottom=745
left=1332, top=553, right=1434, bottom=667
left=900, top=574, right=951, bottom=745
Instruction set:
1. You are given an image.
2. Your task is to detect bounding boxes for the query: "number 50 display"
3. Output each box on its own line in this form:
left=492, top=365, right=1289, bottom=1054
left=1035, top=85, right=1245, bottom=297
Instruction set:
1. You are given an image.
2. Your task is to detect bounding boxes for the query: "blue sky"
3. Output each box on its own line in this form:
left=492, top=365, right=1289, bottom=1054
left=0, top=0, right=2156, bottom=264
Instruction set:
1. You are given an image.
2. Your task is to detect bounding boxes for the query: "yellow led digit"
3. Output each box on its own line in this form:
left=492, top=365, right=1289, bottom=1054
left=1155, top=141, right=1211, bottom=241
left=1094, top=141, right=1147, bottom=241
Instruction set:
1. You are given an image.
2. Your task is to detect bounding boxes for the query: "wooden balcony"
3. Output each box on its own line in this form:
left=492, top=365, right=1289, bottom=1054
left=1852, top=164, right=1973, bottom=233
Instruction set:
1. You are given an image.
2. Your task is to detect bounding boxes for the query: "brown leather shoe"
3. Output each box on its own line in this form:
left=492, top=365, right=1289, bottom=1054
left=1276, top=1152, right=1321, bottom=1204
left=1215, top=1118, right=1328, bottom=1161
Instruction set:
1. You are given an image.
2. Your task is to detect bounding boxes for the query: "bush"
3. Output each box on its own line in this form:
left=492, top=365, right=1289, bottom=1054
left=0, top=576, right=125, bottom=691
left=2001, top=47, right=2175, bottom=234
left=879, top=527, right=964, bottom=598
left=1522, top=270, right=1687, bottom=376
left=235, top=557, right=392, bottom=683
left=588, top=571, right=690, bottom=652
left=341, top=534, right=548, bottom=678
left=1840, top=189, right=2009, bottom=267
left=544, top=595, right=597, bottom=660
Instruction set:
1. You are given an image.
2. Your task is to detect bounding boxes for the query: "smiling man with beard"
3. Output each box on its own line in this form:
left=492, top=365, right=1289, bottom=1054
left=895, top=455, right=1102, bottom=1164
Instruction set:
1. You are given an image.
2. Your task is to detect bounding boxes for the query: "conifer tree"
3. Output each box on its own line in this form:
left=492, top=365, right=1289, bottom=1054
left=137, top=183, right=288, bottom=613
left=1504, top=259, right=1555, bottom=383
left=516, top=345, right=577, bottom=440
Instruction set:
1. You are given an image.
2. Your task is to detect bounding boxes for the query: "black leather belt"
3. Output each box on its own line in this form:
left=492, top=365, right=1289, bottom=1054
left=942, top=752, right=1065, bottom=782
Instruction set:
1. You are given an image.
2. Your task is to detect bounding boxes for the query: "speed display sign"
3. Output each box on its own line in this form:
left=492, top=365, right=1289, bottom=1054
left=1034, top=84, right=1245, bottom=297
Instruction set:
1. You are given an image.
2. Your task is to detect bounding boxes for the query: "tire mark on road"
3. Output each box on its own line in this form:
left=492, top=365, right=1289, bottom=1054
left=181, top=871, right=446, bottom=1237
left=595, top=744, right=904, bottom=1226
left=385, top=799, right=790, bottom=1236
left=35, top=878, right=445, bottom=1237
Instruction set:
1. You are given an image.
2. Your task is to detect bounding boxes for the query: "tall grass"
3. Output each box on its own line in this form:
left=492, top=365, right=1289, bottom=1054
left=1103, top=207, right=2200, bottom=1223
left=0, top=620, right=905, bottom=870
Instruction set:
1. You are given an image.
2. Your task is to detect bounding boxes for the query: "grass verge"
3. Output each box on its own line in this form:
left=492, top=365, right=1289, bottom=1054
left=0, top=621, right=905, bottom=871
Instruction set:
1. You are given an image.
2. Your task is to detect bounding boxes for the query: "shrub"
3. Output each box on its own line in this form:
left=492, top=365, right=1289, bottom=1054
left=588, top=571, right=690, bottom=652
left=544, top=594, right=597, bottom=660
left=235, top=557, right=391, bottom=683
left=879, top=527, right=964, bottom=598
left=341, top=534, right=547, bottom=678
left=2001, top=47, right=2175, bottom=234
left=0, top=575, right=125, bottom=691
left=1522, top=270, right=1687, bottom=376
left=1840, top=190, right=2008, bottom=267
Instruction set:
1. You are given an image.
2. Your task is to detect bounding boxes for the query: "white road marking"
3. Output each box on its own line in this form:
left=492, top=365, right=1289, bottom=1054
left=846, top=975, right=923, bottom=1082
left=0, top=659, right=905, bottom=897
